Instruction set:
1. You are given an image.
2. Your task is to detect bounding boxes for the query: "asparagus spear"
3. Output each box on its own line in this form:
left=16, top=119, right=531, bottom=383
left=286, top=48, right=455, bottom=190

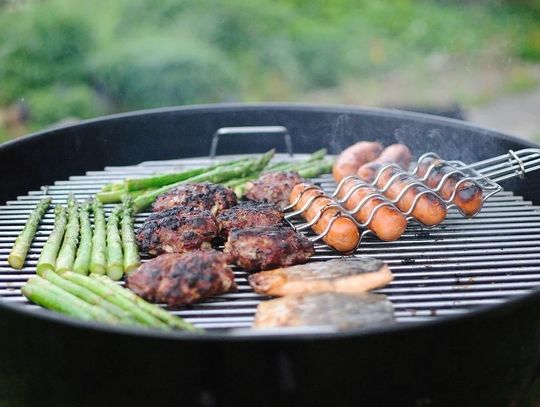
left=91, top=274, right=201, bottom=332
left=132, top=150, right=274, bottom=213
left=41, top=270, right=138, bottom=325
left=120, top=200, right=140, bottom=274
left=124, top=157, right=251, bottom=192
left=106, top=206, right=124, bottom=280
left=22, top=277, right=93, bottom=321
left=101, top=181, right=125, bottom=192
left=23, top=276, right=119, bottom=324
left=8, top=197, right=51, bottom=269
left=72, top=201, right=92, bottom=275
left=62, top=272, right=169, bottom=329
left=266, top=148, right=327, bottom=171
left=36, top=205, right=67, bottom=275
left=297, top=160, right=333, bottom=178
left=55, top=195, right=80, bottom=274
left=89, top=199, right=107, bottom=275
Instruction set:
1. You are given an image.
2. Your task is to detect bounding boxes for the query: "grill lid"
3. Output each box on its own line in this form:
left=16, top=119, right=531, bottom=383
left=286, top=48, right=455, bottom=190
left=1, top=153, right=540, bottom=333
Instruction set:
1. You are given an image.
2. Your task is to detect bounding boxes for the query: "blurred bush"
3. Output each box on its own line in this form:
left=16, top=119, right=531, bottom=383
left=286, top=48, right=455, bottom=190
left=0, top=0, right=539, bottom=138
left=0, top=3, right=92, bottom=103
left=25, top=84, right=105, bottom=128
left=91, top=36, right=237, bottom=109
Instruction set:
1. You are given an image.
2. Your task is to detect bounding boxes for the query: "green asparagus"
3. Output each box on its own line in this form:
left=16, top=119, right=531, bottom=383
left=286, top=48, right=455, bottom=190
left=62, top=272, right=169, bottom=329
left=125, top=158, right=251, bottom=192
left=296, top=160, right=333, bottom=178
left=72, top=201, right=92, bottom=275
left=55, top=195, right=80, bottom=274
left=23, top=276, right=119, bottom=324
left=120, top=200, right=140, bottom=274
left=91, top=274, right=201, bottom=332
left=89, top=199, right=107, bottom=274
left=106, top=206, right=123, bottom=280
left=8, top=197, right=51, bottom=269
left=41, top=270, right=138, bottom=325
left=22, top=277, right=93, bottom=321
left=36, top=205, right=67, bottom=275
left=266, top=148, right=327, bottom=171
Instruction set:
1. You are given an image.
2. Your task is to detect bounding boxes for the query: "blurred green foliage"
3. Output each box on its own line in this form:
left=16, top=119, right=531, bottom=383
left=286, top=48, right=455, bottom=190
left=0, top=0, right=539, bottom=134
left=26, top=84, right=105, bottom=127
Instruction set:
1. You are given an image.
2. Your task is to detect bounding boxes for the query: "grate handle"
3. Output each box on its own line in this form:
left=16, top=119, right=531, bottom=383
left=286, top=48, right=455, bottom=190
left=209, top=126, right=293, bottom=158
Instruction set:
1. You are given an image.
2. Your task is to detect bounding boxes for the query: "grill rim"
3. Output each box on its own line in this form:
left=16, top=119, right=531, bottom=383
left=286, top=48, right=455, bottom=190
left=2, top=102, right=540, bottom=340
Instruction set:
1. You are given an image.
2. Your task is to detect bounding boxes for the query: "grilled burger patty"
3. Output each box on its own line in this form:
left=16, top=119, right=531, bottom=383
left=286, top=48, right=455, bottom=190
left=245, top=171, right=306, bottom=209
left=152, top=182, right=237, bottom=214
left=216, top=201, right=284, bottom=238
left=224, top=225, right=314, bottom=272
left=136, top=207, right=219, bottom=255
left=126, top=250, right=236, bottom=306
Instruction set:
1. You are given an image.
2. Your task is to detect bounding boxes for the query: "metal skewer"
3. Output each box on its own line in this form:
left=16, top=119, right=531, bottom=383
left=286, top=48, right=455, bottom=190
left=285, top=148, right=540, bottom=250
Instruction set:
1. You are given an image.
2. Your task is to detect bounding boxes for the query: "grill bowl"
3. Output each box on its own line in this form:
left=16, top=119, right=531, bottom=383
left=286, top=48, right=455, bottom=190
left=1, top=103, right=540, bottom=406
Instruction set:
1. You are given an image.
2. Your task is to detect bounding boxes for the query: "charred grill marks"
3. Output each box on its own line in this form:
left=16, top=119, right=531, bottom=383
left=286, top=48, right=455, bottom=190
left=152, top=183, right=237, bottom=214
left=245, top=171, right=305, bottom=209
left=126, top=250, right=237, bottom=306
left=136, top=207, right=219, bottom=255
left=217, top=201, right=283, bottom=238
left=224, top=225, right=314, bottom=272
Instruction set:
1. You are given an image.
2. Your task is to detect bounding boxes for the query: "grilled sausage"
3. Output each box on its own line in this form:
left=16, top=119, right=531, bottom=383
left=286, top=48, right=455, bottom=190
left=290, top=183, right=360, bottom=253
left=332, top=141, right=383, bottom=182
left=375, top=166, right=447, bottom=226
left=357, top=144, right=412, bottom=182
left=336, top=178, right=407, bottom=241
left=416, top=156, right=483, bottom=217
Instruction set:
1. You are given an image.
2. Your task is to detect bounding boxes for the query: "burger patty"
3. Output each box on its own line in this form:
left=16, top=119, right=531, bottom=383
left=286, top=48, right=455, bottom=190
left=126, top=250, right=236, bottom=306
left=245, top=171, right=306, bottom=209
left=224, top=225, right=315, bottom=272
left=136, top=207, right=219, bottom=255
left=216, top=201, right=284, bottom=238
left=152, top=182, right=237, bottom=214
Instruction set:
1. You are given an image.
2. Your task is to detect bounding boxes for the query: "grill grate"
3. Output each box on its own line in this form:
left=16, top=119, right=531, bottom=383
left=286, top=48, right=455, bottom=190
left=1, top=153, right=540, bottom=330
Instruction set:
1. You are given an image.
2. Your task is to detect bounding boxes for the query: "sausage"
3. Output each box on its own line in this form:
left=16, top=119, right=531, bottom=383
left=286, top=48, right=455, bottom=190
left=332, top=141, right=383, bottom=182
left=290, top=183, right=360, bottom=253
left=416, top=156, right=483, bottom=217
left=336, top=178, right=407, bottom=241
left=357, top=144, right=412, bottom=182
left=375, top=166, right=447, bottom=226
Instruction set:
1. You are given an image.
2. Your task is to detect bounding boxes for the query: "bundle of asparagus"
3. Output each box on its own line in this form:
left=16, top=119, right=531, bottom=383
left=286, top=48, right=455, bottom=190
left=32, top=195, right=139, bottom=281
left=97, top=149, right=333, bottom=212
left=22, top=272, right=199, bottom=332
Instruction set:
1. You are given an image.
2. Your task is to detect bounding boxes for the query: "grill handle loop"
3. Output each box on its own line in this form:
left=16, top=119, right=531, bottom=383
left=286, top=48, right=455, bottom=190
left=209, top=126, right=293, bottom=158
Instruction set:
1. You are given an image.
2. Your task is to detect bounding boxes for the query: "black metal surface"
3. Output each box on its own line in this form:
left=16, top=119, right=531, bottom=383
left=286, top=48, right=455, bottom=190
left=1, top=103, right=540, bottom=406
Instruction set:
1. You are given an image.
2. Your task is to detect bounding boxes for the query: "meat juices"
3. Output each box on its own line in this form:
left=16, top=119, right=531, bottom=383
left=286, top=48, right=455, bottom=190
left=126, top=250, right=236, bottom=306
left=152, top=182, right=237, bottom=214
left=224, top=225, right=315, bottom=272
left=216, top=201, right=283, bottom=238
left=248, top=257, right=393, bottom=296
left=136, top=207, right=219, bottom=255
left=245, top=171, right=306, bottom=209
left=253, top=292, right=395, bottom=330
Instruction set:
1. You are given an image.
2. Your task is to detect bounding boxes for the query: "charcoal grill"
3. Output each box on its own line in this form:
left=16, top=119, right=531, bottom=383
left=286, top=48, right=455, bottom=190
left=1, top=104, right=540, bottom=406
